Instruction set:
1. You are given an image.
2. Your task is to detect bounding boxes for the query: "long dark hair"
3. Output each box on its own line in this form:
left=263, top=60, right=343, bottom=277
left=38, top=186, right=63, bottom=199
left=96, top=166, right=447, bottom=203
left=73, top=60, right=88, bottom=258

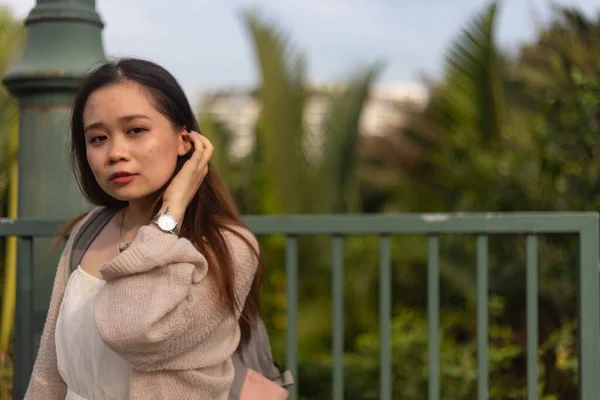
left=63, top=58, right=263, bottom=343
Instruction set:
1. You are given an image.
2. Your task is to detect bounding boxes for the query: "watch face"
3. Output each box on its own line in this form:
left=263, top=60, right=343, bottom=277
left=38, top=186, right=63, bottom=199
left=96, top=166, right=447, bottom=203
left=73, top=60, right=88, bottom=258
left=157, top=215, right=177, bottom=231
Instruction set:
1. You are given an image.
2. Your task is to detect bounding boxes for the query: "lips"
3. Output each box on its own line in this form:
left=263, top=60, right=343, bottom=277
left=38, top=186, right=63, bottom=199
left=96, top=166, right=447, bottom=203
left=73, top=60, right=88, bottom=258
left=109, top=171, right=137, bottom=181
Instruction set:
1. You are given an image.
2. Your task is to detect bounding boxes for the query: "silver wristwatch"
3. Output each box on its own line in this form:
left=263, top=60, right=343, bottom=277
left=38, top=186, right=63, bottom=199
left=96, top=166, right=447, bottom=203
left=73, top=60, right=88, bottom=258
left=151, top=207, right=181, bottom=236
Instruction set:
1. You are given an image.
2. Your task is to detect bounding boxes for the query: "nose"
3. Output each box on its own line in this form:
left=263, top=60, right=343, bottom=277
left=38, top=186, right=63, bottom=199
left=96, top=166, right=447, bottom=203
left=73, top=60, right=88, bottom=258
left=107, top=135, right=130, bottom=164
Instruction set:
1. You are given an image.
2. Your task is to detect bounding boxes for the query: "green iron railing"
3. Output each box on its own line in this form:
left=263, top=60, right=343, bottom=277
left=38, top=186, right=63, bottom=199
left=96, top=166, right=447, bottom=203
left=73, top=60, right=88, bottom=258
left=2, top=212, right=600, bottom=400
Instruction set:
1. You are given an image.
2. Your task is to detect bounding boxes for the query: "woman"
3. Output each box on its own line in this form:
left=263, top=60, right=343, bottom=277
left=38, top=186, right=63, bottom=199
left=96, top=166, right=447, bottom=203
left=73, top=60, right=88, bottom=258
left=24, top=58, right=264, bottom=399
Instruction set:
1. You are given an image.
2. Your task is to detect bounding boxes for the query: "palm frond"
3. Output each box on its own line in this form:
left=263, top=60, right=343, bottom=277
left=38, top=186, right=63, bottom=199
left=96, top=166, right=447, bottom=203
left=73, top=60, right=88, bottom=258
left=0, top=6, right=24, bottom=93
left=441, top=1, right=504, bottom=143
left=316, top=64, right=382, bottom=213
left=242, top=10, right=309, bottom=214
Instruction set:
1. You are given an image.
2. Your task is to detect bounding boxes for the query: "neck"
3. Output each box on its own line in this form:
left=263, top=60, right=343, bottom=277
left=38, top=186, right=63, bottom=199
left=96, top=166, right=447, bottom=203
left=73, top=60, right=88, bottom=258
left=124, top=198, right=157, bottom=228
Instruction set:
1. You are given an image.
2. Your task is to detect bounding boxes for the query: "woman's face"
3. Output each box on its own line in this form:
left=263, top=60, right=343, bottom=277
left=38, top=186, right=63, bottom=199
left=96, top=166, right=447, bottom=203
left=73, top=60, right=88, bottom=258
left=83, top=81, right=191, bottom=203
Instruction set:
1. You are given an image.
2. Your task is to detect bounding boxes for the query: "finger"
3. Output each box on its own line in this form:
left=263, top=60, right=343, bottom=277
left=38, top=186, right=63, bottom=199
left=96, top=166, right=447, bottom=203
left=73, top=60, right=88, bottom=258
left=196, top=134, right=212, bottom=151
left=186, top=133, right=212, bottom=175
left=186, top=131, right=205, bottom=163
left=197, top=136, right=214, bottom=166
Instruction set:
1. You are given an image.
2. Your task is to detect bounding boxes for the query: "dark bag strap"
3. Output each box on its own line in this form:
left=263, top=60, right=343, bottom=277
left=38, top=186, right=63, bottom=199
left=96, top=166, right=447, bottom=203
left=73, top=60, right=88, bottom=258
left=69, top=207, right=118, bottom=273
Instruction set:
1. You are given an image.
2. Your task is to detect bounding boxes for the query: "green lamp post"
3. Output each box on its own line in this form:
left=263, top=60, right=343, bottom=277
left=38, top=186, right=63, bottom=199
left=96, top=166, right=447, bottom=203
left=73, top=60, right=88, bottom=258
left=2, top=1, right=105, bottom=397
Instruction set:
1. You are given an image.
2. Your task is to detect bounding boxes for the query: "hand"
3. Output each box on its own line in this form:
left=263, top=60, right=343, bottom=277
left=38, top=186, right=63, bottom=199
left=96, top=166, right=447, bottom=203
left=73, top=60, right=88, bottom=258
left=161, top=131, right=213, bottom=224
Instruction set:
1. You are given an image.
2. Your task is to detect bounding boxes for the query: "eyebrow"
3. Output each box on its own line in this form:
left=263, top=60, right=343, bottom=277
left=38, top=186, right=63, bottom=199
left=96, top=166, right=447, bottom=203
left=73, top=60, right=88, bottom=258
left=84, top=114, right=151, bottom=134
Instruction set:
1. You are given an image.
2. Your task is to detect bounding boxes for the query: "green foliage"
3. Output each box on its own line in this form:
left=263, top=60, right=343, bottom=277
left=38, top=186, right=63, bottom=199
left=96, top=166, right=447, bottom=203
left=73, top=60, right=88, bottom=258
left=388, top=2, right=596, bottom=398
left=201, top=12, right=381, bottom=217
left=292, top=302, right=577, bottom=399
left=197, top=111, right=235, bottom=189
left=439, top=1, right=504, bottom=143
left=200, top=12, right=383, bottom=368
left=243, top=10, right=310, bottom=214
left=400, top=1, right=509, bottom=212
left=345, top=310, right=477, bottom=400
left=315, top=65, right=384, bottom=213
left=0, top=6, right=22, bottom=213
left=195, top=2, right=600, bottom=398
left=0, top=5, right=22, bottom=399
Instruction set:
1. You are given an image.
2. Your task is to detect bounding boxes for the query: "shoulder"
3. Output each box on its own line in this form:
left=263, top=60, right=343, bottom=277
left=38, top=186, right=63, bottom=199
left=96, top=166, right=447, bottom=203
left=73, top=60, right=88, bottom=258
left=222, top=224, right=258, bottom=249
left=68, top=206, right=112, bottom=239
left=219, top=224, right=260, bottom=264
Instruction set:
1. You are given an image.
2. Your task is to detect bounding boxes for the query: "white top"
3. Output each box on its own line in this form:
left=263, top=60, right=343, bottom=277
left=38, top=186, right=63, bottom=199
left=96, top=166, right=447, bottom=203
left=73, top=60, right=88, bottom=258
left=55, top=266, right=132, bottom=400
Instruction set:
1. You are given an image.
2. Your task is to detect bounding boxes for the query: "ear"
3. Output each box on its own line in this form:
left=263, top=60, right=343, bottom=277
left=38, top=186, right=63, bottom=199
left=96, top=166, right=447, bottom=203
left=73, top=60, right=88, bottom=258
left=177, top=128, right=193, bottom=156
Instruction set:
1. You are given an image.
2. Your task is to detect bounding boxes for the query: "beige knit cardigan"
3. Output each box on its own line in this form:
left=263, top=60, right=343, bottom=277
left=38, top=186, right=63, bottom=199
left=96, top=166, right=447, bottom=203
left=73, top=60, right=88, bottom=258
left=24, top=207, right=259, bottom=399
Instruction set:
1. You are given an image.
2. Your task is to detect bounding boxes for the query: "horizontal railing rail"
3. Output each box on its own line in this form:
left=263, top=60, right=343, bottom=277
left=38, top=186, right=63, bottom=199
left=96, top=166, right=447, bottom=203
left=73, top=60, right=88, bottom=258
left=2, top=212, right=599, bottom=400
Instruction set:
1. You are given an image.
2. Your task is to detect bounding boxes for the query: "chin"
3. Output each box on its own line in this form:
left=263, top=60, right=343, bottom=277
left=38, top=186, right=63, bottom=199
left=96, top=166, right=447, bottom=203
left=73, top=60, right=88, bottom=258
left=106, top=187, right=157, bottom=203
left=98, top=177, right=167, bottom=204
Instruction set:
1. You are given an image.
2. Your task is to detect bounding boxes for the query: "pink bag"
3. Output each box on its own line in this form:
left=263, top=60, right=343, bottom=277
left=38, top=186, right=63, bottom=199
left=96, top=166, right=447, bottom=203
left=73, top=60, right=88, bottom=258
left=239, top=369, right=289, bottom=400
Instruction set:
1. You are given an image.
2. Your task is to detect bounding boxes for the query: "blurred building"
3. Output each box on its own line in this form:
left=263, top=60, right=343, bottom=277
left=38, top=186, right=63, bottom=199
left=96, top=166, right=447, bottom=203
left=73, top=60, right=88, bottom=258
left=198, top=82, right=429, bottom=158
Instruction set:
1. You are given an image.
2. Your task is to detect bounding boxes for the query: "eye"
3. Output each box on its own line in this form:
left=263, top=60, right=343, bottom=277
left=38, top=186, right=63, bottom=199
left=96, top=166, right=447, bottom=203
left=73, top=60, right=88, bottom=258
left=128, top=127, right=147, bottom=135
left=89, top=135, right=107, bottom=144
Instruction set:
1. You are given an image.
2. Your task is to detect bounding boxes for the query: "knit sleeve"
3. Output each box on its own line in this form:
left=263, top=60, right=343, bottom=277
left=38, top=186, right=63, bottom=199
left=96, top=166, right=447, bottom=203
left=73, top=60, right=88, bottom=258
left=94, top=224, right=259, bottom=372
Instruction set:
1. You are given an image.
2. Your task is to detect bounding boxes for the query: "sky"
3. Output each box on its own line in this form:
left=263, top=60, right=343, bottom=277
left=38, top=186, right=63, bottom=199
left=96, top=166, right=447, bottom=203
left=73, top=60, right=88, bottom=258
left=2, top=0, right=600, bottom=104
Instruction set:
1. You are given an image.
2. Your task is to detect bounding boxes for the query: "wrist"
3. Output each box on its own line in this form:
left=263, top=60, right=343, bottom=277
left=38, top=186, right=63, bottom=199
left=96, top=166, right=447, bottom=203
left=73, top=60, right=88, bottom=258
left=158, top=203, right=185, bottom=227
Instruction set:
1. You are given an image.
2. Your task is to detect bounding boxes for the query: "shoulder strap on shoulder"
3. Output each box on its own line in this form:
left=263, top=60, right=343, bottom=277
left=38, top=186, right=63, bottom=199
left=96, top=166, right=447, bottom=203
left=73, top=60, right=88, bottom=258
left=69, top=207, right=118, bottom=273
